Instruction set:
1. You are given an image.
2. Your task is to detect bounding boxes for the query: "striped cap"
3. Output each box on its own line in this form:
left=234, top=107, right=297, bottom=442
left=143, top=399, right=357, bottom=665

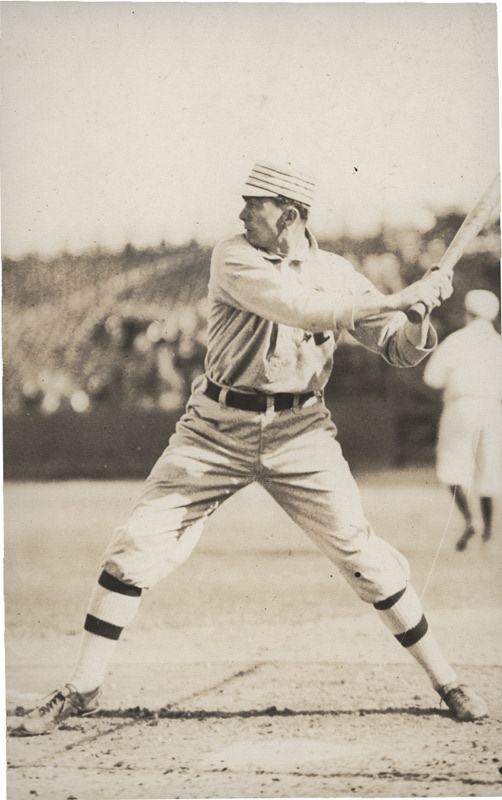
left=243, top=161, right=316, bottom=207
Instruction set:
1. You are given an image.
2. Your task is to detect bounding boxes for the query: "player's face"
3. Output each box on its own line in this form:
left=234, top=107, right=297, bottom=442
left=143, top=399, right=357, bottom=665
left=239, top=197, right=285, bottom=251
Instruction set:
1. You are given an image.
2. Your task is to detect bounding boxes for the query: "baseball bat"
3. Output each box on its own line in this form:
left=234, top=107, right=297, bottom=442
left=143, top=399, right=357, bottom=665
left=405, top=173, right=500, bottom=323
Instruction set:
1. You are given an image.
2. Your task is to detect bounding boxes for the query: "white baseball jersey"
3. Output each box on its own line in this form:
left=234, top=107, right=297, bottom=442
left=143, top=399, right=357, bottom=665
left=423, top=317, right=502, bottom=494
left=206, top=230, right=436, bottom=394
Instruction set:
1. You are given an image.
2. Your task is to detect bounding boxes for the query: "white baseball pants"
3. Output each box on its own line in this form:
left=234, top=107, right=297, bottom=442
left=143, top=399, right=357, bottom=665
left=101, top=381, right=410, bottom=602
left=436, top=397, right=502, bottom=495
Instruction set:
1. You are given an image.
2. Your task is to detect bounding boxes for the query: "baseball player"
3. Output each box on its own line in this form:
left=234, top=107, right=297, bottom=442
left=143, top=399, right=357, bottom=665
left=423, top=289, right=502, bottom=551
left=14, top=161, right=487, bottom=735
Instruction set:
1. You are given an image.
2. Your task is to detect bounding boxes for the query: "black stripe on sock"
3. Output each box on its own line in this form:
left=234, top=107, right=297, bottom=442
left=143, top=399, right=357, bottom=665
left=373, top=587, right=407, bottom=610
left=84, top=613, right=123, bottom=641
left=98, top=570, right=142, bottom=597
left=395, top=614, right=429, bottom=648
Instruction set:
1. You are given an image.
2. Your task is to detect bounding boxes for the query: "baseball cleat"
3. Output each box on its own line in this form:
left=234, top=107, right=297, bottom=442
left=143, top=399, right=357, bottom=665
left=10, top=683, right=100, bottom=736
left=455, top=525, right=476, bottom=552
left=438, top=684, right=488, bottom=721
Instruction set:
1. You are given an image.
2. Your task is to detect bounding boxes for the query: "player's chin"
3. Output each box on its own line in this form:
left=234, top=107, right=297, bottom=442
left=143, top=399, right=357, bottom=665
left=244, top=229, right=269, bottom=249
left=244, top=229, right=258, bottom=245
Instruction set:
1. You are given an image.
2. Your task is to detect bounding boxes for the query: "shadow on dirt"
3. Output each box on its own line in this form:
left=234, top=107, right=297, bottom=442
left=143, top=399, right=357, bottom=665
left=98, top=704, right=450, bottom=719
left=10, top=703, right=451, bottom=723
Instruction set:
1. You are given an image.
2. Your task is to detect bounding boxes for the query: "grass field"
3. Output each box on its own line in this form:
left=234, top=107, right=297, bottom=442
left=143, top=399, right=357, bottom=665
left=4, top=468, right=502, bottom=799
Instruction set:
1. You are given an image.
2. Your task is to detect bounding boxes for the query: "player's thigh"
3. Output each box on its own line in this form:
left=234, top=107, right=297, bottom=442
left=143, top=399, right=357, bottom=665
left=262, top=457, right=410, bottom=603
left=436, top=403, right=479, bottom=485
left=261, top=404, right=369, bottom=532
left=264, top=433, right=366, bottom=531
left=103, top=405, right=253, bottom=586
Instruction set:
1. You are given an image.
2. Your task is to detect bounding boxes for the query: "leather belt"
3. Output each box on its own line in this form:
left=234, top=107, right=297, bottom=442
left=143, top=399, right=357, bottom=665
left=204, top=378, right=316, bottom=413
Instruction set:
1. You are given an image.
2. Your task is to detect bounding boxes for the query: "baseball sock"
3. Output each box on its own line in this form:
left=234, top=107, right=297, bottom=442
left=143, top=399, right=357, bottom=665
left=374, top=584, right=457, bottom=692
left=70, top=570, right=142, bottom=693
left=449, top=485, right=473, bottom=526
left=480, top=496, right=493, bottom=540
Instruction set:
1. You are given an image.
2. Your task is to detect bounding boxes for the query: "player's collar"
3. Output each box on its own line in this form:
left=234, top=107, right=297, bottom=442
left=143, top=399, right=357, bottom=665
left=260, top=227, right=318, bottom=264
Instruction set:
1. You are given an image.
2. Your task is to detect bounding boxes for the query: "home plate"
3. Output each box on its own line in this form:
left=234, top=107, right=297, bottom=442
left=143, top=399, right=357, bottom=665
left=202, top=738, right=363, bottom=772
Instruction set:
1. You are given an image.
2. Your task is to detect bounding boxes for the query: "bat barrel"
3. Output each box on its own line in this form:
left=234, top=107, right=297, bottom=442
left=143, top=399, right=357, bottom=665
left=404, top=174, right=500, bottom=324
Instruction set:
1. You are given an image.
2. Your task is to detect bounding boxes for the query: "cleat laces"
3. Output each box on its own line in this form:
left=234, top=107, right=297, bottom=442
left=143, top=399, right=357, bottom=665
left=36, top=691, right=65, bottom=717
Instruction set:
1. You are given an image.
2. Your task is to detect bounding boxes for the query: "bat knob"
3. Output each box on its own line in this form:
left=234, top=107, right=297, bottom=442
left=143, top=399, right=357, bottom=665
left=406, top=302, right=427, bottom=324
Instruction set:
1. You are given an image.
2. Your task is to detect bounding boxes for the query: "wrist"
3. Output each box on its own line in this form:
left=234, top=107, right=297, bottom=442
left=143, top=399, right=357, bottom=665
left=385, top=292, right=402, bottom=312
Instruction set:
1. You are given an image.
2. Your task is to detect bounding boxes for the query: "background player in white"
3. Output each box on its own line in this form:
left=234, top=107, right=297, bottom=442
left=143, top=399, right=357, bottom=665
left=14, top=161, right=488, bottom=736
left=424, top=289, right=502, bottom=551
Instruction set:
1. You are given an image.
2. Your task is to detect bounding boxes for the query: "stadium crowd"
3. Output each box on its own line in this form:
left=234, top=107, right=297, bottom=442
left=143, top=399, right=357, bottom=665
left=3, top=218, right=499, bottom=419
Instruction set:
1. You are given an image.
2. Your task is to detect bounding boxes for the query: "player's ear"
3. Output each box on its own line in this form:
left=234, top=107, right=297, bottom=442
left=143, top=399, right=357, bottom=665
left=281, top=206, right=299, bottom=227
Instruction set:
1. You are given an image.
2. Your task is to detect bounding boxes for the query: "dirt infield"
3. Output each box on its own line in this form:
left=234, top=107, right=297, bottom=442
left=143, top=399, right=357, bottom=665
left=4, top=469, right=502, bottom=798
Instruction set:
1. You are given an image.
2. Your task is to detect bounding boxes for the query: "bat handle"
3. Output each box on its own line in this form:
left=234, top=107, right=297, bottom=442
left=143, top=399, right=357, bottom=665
left=404, top=265, right=441, bottom=324
left=405, top=302, right=428, bottom=324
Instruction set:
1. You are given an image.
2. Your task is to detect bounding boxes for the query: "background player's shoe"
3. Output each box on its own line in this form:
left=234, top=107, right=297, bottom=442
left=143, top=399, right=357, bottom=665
left=438, top=684, right=488, bottom=721
left=455, top=525, right=476, bottom=552
left=11, top=683, right=100, bottom=736
left=482, top=527, right=492, bottom=543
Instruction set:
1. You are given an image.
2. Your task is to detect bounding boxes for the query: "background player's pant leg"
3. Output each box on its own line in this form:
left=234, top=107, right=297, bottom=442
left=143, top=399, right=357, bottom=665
left=260, top=402, right=410, bottom=603
left=476, top=402, right=502, bottom=497
left=436, top=399, right=502, bottom=494
left=436, top=399, right=484, bottom=488
left=102, top=391, right=260, bottom=588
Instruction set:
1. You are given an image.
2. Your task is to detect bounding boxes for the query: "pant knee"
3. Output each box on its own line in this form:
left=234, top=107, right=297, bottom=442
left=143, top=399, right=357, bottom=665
left=101, top=514, right=207, bottom=589
left=321, top=523, right=410, bottom=604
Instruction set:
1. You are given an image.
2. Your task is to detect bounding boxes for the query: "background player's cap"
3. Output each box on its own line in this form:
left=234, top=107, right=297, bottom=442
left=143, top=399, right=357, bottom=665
left=464, top=289, right=500, bottom=321
left=243, top=161, right=316, bottom=206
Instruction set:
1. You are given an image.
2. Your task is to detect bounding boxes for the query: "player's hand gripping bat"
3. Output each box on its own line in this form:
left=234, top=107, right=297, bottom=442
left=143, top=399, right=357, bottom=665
left=405, top=173, right=500, bottom=323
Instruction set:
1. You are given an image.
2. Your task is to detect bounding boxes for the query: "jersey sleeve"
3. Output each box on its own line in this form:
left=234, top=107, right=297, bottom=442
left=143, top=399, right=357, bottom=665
left=345, top=271, right=438, bottom=367
left=209, top=238, right=355, bottom=333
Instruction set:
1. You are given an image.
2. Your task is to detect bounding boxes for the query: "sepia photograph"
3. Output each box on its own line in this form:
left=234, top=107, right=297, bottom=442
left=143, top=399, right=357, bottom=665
left=2, top=1, right=501, bottom=798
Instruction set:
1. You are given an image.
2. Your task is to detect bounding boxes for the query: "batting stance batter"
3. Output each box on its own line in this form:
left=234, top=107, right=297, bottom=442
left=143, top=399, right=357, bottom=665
left=424, top=289, right=502, bottom=551
left=16, top=161, right=487, bottom=735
